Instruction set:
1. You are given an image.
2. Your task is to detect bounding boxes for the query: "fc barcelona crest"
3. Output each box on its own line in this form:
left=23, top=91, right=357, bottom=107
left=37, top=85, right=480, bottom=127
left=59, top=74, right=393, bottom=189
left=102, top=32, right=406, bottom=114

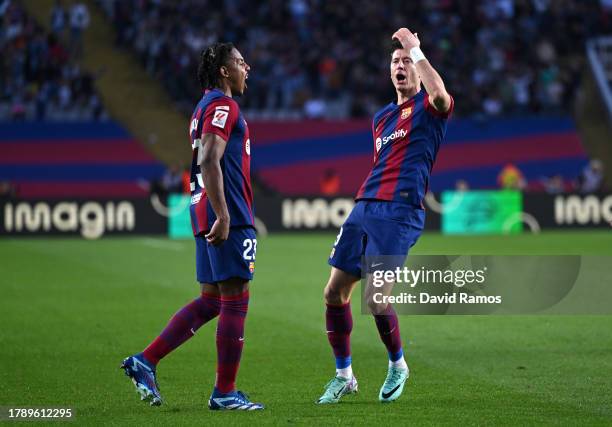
left=401, top=107, right=412, bottom=119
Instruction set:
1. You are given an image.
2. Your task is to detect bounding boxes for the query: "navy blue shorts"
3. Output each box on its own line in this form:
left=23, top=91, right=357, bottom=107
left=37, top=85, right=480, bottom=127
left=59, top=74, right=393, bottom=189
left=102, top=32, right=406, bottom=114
left=195, top=226, right=257, bottom=284
left=328, top=200, right=425, bottom=278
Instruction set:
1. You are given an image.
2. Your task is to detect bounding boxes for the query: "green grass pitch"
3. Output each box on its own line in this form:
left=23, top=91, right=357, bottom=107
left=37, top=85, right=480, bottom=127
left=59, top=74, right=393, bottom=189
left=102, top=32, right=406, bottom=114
left=1, top=231, right=612, bottom=425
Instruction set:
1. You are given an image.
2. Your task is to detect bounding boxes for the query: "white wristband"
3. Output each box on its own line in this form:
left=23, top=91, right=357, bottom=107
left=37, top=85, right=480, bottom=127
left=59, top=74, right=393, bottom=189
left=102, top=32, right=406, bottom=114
left=410, top=46, right=426, bottom=64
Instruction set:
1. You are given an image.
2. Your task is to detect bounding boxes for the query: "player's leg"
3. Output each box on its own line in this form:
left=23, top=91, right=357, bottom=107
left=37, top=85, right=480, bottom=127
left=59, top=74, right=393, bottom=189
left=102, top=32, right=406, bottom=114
left=317, top=203, right=365, bottom=404
left=214, top=278, right=249, bottom=396
left=120, top=236, right=221, bottom=406
left=363, top=202, right=425, bottom=402
left=317, top=267, right=361, bottom=404
left=372, top=297, right=408, bottom=403
left=138, top=235, right=222, bottom=364
left=140, top=282, right=221, bottom=366
left=206, top=227, right=263, bottom=411
left=366, top=275, right=406, bottom=376
left=323, top=267, right=359, bottom=379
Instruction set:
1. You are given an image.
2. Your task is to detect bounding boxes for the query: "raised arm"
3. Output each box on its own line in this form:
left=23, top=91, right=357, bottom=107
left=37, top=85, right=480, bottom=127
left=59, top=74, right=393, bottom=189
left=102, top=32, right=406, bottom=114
left=392, top=27, right=452, bottom=113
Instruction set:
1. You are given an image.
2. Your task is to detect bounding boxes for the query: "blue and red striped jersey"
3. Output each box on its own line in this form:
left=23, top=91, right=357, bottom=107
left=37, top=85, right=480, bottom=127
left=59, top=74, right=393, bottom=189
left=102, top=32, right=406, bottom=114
left=188, top=89, right=254, bottom=236
left=356, top=89, right=454, bottom=207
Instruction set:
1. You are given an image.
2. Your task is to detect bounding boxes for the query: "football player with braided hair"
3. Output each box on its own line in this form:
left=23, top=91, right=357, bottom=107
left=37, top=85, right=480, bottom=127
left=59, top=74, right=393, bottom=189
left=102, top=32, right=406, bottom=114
left=122, top=42, right=263, bottom=411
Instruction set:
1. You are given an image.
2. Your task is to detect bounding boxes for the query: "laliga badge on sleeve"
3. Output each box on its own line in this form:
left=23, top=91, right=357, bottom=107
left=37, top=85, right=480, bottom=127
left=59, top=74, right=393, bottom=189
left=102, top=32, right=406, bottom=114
left=212, top=108, right=229, bottom=129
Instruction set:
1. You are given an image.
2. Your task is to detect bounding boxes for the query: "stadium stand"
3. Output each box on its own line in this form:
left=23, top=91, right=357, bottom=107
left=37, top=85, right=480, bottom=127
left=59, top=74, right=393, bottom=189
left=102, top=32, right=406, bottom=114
left=0, top=0, right=104, bottom=120
left=3, top=1, right=609, bottom=199
left=0, top=121, right=164, bottom=198
left=90, top=0, right=608, bottom=194
left=250, top=116, right=588, bottom=194
left=0, top=1, right=164, bottom=198
left=97, top=0, right=611, bottom=119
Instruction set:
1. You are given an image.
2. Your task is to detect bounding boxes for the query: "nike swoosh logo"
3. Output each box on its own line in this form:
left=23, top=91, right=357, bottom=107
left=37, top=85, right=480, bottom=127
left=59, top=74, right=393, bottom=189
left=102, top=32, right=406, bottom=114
left=381, top=327, right=396, bottom=336
left=371, top=262, right=384, bottom=268
left=381, top=383, right=402, bottom=399
left=333, top=387, right=344, bottom=399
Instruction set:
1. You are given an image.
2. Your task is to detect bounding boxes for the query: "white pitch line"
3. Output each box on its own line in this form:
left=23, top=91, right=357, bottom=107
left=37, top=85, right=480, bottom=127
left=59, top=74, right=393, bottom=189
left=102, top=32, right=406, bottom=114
left=140, top=238, right=187, bottom=252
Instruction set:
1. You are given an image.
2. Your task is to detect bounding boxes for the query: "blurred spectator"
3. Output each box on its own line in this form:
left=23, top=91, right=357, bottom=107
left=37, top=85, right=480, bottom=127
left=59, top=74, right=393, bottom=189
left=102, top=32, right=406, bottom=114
left=0, top=1, right=106, bottom=121
left=181, top=167, right=191, bottom=194
left=577, top=159, right=604, bottom=193
left=69, top=2, right=89, bottom=58
left=50, top=0, right=66, bottom=36
left=0, top=181, right=15, bottom=199
left=497, top=163, right=526, bottom=190
left=150, top=164, right=182, bottom=196
left=320, top=168, right=340, bottom=196
left=541, top=174, right=565, bottom=194
left=160, top=163, right=183, bottom=194
left=96, top=0, right=611, bottom=118
left=455, top=179, right=470, bottom=191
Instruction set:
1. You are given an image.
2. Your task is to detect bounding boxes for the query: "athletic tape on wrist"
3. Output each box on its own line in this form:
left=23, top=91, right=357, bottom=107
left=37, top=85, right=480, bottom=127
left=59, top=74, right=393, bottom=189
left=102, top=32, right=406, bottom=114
left=410, top=46, right=426, bottom=64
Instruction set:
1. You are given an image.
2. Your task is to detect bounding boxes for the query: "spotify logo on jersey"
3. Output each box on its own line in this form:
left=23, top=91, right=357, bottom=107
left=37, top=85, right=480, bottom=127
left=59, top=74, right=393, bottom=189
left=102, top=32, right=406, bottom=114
left=376, top=129, right=407, bottom=152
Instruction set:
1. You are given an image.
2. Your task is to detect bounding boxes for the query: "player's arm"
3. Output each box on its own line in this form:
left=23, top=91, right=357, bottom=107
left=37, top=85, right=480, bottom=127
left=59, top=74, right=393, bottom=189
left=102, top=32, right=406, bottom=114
left=200, top=99, right=239, bottom=245
left=201, top=133, right=230, bottom=245
left=392, top=27, right=452, bottom=113
left=415, top=58, right=452, bottom=113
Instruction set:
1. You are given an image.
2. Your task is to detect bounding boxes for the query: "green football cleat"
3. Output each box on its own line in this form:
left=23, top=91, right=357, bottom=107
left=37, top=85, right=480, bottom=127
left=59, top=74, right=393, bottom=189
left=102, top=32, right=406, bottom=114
left=379, top=366, right=409, bottom=403
left=316, top=375, right=358, bottom=404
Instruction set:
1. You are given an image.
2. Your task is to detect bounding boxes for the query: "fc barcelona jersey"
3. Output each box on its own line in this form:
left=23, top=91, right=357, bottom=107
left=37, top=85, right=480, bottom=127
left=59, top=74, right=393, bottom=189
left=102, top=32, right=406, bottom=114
left=188, top=89, right=254, bottom=236
left=356, top=90, right=454, bottom=207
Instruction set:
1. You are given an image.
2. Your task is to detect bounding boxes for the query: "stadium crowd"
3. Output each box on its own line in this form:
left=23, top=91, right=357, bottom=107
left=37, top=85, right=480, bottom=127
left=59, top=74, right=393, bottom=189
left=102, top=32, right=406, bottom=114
left=98, top=0, right=611, bottom=118
left=0, top=0, right=105, bottom=121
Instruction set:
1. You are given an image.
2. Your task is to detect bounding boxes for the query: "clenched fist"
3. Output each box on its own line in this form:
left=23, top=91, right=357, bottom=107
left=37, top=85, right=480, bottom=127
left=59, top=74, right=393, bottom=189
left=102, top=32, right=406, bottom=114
left=392, top=28, right=420, bottom=50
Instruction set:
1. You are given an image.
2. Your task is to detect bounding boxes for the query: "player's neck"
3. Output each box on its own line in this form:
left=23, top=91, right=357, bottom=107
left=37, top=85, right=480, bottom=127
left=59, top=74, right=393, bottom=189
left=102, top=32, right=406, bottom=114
left=215, top=84, right=233, bottom=97
left=396, top=87, right=418, bottom=105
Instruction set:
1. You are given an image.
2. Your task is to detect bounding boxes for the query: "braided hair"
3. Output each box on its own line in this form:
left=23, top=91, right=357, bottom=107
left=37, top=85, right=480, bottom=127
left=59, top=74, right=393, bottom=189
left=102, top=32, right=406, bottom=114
left=197, top=42, right=235, bottom=90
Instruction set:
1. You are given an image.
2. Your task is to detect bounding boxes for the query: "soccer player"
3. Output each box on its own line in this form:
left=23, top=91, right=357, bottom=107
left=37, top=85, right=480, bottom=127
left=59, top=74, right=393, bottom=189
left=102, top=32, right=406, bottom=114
left=121, top=42, right=263, bottom=411
left=317, top=28, right=453, bottom=404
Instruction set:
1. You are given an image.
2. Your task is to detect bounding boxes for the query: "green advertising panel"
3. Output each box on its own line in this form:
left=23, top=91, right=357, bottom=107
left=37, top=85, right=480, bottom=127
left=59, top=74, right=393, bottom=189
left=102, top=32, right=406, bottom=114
left=441, top=191, right=523, bottom=235
left=168, top=193, right=192, bottom=239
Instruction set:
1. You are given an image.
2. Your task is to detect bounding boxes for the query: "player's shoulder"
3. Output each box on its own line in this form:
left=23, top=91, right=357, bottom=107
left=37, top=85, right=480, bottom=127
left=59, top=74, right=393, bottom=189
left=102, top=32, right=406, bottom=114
left=372, top=102, right=395, bottom=126
left=202, top=90, right=240, bottom=111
